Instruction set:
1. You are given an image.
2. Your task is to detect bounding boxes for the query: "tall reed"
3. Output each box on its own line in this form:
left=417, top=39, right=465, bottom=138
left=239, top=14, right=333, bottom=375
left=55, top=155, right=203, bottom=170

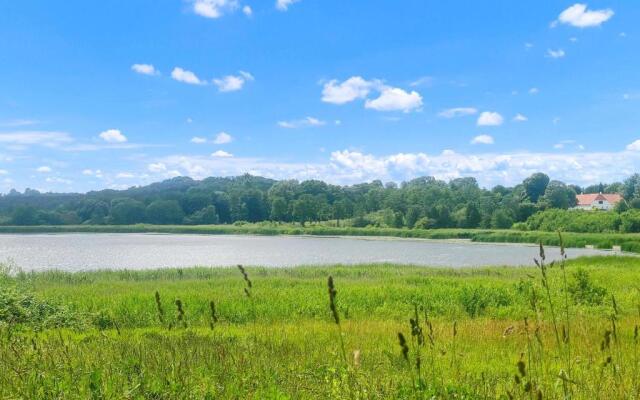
left=327, top=276, right=347, bottom=364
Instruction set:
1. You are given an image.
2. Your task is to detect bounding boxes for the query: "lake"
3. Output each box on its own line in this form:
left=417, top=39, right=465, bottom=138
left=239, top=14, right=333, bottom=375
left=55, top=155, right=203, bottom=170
left=0, top=233, right=618, bottom=271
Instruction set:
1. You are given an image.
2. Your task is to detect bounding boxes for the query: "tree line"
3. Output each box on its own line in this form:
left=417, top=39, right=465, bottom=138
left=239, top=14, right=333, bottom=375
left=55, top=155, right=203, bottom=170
left=2, top=172, right=640, bottom=229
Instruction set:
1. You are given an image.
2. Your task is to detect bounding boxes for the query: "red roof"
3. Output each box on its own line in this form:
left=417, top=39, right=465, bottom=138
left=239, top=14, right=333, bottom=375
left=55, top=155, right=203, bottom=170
left=576, top=193, right=623, bottom=206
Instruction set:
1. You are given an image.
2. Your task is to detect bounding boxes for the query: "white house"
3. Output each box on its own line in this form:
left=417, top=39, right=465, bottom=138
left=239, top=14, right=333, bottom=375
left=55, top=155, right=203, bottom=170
left=574, top=193, right=623, bottom=211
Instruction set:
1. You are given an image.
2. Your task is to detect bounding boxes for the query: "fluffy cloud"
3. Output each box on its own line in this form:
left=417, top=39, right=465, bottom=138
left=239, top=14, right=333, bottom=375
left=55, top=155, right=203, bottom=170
left=148, top=162, right=167, bottom=172
left=36, top=166, right=52, bottom=173
left=131, top=64, right=159, bottom=76
left=99, top=129, right=128, bottom=143
left=151, top=142, right=640, bottom=188
left=438, top=107, right=478, bottom=118
left=116, top=172, right=135, bottom=179
left=276, top=0, right=300, bottom=11
left=477, top=112, right=504, bottom=126
left=213, top=132, right=233, bottom=144
left=554, top=4, right=614, bottom=28
left=278, top=117, right=326, bottom=129
left=212, top=150, right=233, bottom=158
left=242, top=5, right=252, bottom=16
left=547, top=49, right=566, bottom=58
left=513, top=114, right=528, bottom=122
left=322, top=76, right=422, bottom=112
left=171, top=67, right=205, bottom=85
left=626, top=140, right=640, bottom=151
left=321, top=77, right=378, bottom=104
left=192, top=0, right=239, bottom=19
left=212, top=71, right=254, bottom=92
left=365, top=87, right=423, bottom=112
left=529, top=88, right=540, bottom=95
left=191, top=137, right=208, bottom=144
left=471, top=135, right=494, bottom=145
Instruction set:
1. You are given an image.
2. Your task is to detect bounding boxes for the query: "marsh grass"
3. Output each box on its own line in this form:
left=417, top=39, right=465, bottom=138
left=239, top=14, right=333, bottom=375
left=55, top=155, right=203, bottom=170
left=2, top=256, right=640, bottom=398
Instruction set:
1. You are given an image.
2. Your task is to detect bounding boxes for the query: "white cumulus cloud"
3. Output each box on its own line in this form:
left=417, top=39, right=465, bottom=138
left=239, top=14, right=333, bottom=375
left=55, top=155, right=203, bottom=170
left=36, top=166, right=52, bottom=173
left=171, top=67, right=205, bottom=85
left=99, top=129, right=127, bottom=143
left=365, top=87, right=423, bottom=112
left=626, top=140, right=640, bottom=151
left=212, top=71, right=254, bottom=92
left=213, top=132, right=233, bottom=144
left=477, top=112, right=504, bottom=126
left=242, top=5, right=252, bottom=16
left=471, top=135, right=494, bottom=145
left=554, top=3, right=614, bottom=28
left=131, top=64, right=159, bottom=76
left=192, top=0, right=239, bottom=19
left=321, top=77, right=378, bottom=105
left=191, top=137, right=208, bottom=144
left=212, top=150, right=233, bottom=158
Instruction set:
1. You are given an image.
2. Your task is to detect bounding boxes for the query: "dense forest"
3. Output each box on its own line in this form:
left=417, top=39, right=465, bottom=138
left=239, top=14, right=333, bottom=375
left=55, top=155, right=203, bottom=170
left=3, top=172, right=640, bottom=230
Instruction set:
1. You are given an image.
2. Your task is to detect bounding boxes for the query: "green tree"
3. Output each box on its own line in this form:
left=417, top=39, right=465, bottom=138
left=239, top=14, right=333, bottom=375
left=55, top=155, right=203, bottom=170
left=405, top=206, right=422, bottom=229
left=540, top=180, right=576, bottom=209
left=270, top=197, right=289, bottom=221
left=11, top=206, right=40, bottom=225
left=292, top=195, right=319, bottom=225
left=464, top=203, right=482, bottom=228
left=186, top=205, right=219, bottom=225
left=491, top=209, right=514, bottom=229
left=145, top=200, right=185, bottom=225
left=110, top=199, right=146, bottom=225
left=523, top=173, right=550, bottom=203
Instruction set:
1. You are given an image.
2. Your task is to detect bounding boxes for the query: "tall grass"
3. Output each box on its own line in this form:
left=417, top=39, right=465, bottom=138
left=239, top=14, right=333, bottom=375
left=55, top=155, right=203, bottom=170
left=2, top=256, right=640, bottom=397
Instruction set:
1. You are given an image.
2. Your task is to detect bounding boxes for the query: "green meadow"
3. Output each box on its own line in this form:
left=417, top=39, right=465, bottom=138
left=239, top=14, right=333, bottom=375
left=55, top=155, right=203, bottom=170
left=2, top=252, right=640, bottom=398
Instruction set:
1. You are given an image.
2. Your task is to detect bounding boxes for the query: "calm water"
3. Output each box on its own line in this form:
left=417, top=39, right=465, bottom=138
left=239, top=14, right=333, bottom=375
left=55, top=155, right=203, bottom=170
left=0, top=233, right=618, bottom=271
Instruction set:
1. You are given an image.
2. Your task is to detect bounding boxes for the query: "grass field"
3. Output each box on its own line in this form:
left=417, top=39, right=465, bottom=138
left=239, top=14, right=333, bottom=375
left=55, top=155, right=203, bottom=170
left=2, top=251, right=640, bottom=398
left=2, top=222, right=640, bottom=253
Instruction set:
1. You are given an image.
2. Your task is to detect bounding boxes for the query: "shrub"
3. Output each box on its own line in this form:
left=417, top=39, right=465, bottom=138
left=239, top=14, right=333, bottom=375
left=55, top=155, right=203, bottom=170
left=620, top=209, right=640, bottom=233
left=523, top=209, right=621, bottom=233
left=568, top=268, right=607, bottom=306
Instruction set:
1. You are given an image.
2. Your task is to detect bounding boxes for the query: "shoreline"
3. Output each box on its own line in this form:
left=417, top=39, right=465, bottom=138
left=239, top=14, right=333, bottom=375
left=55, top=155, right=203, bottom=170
left=0, top=224, right=639, bottom=252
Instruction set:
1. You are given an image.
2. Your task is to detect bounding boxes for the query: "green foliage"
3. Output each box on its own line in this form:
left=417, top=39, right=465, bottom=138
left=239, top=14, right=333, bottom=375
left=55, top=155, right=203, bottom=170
left=110, top=198, right=146, bottom=225
left=619, top=209, right=640, bottom=233
left=185, top=205, right=219, bottom=225
left=145, top=200, right=185, bottom=225
left=522, top=209, right=622, bottom=233
left=568, top=268, right=607, bottom=306
left=523, top=172, right=549, bottom=202
left=0, top=171, right=606, bottom=230
left=2, top=257, right=640, bottom=398
left=490, top=209, right=514, bottom=229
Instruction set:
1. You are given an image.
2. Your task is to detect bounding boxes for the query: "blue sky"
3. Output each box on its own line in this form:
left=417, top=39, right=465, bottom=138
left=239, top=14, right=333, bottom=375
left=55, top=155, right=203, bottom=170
left=1, top=1, right=639, bottom=192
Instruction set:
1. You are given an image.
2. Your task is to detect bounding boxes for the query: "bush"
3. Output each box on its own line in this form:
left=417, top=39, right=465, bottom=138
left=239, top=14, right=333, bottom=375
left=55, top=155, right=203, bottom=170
left=413, top=217, right=434, bottom=229
left=523, top=209, right=621, bottom=233
left=620, top=209, right=640, bottom=233
left=490, top=210, right=514, bottom=229
left=568, top=268, right=607, bottom=306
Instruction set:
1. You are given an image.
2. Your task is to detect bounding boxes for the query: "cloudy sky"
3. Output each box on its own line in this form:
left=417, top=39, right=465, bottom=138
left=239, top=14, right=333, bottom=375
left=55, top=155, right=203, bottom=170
left=1, top=1, right=639, bottom=192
